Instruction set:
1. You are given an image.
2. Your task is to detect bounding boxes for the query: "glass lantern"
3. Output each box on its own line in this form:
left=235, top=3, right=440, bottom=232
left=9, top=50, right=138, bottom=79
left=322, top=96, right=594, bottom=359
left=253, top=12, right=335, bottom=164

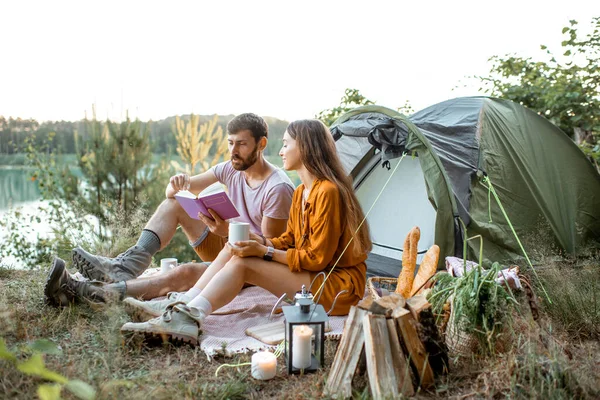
left=283, top=290, right=328, bottom=374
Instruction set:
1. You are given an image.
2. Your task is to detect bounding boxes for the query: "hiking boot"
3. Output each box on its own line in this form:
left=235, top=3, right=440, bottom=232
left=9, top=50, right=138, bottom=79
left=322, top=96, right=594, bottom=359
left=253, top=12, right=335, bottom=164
left=72, top=245, right=152, bottom=283
left=44, top=257, right=117, bottom=307
left=120, top=302, right=203, bottom=346
left=44, top=257, right=76, bottom=307
left=123, top=292, right=190, bottom=322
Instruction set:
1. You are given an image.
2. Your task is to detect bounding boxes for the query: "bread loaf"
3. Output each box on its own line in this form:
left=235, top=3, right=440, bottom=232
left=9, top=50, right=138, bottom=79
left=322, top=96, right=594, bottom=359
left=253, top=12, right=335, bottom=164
left=410, top=244, right=440, bottom=296
left=396, top=226, right=420, bottom=297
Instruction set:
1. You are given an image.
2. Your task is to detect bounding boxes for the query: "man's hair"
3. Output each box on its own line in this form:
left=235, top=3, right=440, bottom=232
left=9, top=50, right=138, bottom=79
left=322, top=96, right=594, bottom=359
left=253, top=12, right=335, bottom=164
left=227, top=113, right=269, bottom=142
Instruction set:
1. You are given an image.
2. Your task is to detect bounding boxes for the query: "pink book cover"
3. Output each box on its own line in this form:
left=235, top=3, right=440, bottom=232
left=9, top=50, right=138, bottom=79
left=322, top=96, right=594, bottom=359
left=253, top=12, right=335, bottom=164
left=175, top=190, right=240, bottom=221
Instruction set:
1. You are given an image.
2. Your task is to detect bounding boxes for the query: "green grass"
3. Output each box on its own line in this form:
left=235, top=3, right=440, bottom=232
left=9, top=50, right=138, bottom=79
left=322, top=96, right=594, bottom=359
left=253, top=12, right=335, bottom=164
left=2, top=259, right=599, bottom=399
left=536, top=263, right=600, bottom=340
left=0, top=268, right=337, bottom=399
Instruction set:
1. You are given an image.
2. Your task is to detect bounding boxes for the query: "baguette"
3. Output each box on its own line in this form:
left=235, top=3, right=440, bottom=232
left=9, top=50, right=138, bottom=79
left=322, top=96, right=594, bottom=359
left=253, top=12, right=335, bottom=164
left=396, top=226, right=420, bottom=297
left=410, top=244, right=440, bottom=297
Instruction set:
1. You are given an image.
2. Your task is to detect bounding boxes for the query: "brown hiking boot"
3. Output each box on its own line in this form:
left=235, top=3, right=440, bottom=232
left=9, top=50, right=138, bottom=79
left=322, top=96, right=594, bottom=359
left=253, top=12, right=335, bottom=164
left=44, top=257, right=117, bottom=307
left=120, top=302, right=203, bottom=346
left=72, top=245, right=152, bottom=283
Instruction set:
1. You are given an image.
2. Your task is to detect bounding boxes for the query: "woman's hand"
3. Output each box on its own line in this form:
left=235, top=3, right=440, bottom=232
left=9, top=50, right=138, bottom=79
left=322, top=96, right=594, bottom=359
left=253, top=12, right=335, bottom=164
left=198, top=209, right=229, bottom=238
left=227, top=241, right=267, bottom=258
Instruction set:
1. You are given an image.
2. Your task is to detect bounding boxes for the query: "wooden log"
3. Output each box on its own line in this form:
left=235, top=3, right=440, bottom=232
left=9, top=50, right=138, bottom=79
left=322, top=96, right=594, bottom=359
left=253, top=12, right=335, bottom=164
left=417, top=307, right=449, bottom=375
left=357, top=296, right=374, bottom=310
left=406, top=294, right=430, bottom=321
left=363, top=314, right=398, bottom=399
left=369, top=293, right=406, bottom=317
left=323, top=306, right=368, bottom=399
left=394, top=308, right=435, bottom=388
left=356, top=346, right=367, bottom=376
left=386, top=318, right=415, bottom=397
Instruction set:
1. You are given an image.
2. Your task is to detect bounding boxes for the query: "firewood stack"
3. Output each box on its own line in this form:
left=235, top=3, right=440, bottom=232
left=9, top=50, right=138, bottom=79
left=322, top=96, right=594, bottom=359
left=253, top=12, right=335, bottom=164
left=323, top=293, right=448, bottom=399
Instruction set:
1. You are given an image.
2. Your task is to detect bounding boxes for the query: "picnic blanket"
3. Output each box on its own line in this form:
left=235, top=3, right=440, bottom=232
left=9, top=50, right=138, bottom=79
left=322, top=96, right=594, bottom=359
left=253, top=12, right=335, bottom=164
left=200, top=286, right=348, bottom=357
left=75, top=267, right=349, bottom=357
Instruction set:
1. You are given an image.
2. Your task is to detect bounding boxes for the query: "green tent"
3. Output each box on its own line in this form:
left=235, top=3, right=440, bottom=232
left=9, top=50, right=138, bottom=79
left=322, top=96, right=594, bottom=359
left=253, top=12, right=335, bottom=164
left=330, top=97, right=600, bottom=276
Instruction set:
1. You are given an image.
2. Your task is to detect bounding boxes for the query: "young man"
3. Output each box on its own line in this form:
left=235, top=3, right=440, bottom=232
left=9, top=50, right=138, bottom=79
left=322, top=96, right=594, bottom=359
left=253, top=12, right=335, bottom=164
left=44, top=113, right=294, bottom=307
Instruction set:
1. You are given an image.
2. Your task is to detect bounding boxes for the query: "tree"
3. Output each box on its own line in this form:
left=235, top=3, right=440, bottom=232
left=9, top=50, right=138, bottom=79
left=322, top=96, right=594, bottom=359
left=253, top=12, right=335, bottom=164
left=316, top=88, right=375, bottom=127
left=477, top=17, right=600, bottom=172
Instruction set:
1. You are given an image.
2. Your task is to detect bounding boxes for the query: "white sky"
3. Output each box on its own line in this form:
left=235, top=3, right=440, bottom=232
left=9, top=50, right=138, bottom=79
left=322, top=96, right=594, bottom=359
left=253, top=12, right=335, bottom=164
left=1, top=0, right=599, bottom=123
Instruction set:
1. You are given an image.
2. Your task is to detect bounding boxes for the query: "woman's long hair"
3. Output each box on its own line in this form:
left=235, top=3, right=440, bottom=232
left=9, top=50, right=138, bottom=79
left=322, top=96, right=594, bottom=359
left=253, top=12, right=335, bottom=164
left=286, top=119, right=372, bottom=255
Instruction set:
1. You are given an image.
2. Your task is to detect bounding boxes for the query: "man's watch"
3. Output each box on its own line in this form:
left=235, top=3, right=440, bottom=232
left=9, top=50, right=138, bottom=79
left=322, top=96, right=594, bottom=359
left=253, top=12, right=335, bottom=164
left=263, top=246, right=274, bottom=261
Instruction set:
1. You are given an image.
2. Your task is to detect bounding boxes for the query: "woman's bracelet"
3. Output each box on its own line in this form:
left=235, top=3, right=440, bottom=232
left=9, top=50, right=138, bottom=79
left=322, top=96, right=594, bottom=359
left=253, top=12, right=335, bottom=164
left=259, top=234, right=266, bottom=245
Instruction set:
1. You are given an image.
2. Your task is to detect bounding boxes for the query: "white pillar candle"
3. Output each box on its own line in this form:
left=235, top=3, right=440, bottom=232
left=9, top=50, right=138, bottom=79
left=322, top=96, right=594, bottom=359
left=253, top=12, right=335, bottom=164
left=292, top=325, right=313, bottom=369
left=251, top=351, right=277, bottom=380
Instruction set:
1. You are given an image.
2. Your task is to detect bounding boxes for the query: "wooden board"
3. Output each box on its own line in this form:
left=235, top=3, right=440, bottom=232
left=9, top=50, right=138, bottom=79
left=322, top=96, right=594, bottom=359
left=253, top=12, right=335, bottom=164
left=245, top=321, right=286, bottom=345
left=245, top=320, right=332, bottom=345
left=363, top=314, right=399, bottom=399
left=323, top=306, right=367, bottom=399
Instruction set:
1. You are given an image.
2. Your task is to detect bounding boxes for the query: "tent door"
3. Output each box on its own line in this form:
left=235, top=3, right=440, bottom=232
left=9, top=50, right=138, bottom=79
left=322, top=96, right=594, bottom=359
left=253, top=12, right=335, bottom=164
left=355, top=155, right=437, bottom=266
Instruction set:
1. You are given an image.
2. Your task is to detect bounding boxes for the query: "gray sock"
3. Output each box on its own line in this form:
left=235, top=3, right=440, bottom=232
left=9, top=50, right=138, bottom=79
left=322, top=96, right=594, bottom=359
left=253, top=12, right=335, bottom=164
left=105, top=281, right=127, bottom=300
left=136, top=229, right=161, bottom=255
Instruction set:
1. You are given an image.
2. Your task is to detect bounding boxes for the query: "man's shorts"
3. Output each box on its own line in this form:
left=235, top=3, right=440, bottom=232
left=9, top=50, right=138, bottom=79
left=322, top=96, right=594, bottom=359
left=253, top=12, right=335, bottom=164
left=190, top=227, right=228, bottom=262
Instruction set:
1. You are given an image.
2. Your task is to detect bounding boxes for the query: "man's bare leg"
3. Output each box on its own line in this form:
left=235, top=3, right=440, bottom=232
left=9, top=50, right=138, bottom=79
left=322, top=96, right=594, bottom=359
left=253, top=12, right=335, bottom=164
left=71, top=199, right=211, bottom=282
left=144, top=198, right=208, bottom=248
left=106, top=262, right=209, bottom=300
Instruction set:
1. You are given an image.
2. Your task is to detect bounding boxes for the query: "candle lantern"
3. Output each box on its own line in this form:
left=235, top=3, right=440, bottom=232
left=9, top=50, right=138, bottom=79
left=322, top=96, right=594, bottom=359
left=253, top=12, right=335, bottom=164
left=283, top=285, right=328, bottom=374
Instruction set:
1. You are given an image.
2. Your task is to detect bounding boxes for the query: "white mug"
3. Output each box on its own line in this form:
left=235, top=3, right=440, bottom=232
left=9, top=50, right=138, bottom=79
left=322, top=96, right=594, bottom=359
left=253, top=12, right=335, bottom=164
left=229, top=222, right=250, bottom=247
left=160, top=258, right=177, bottom=274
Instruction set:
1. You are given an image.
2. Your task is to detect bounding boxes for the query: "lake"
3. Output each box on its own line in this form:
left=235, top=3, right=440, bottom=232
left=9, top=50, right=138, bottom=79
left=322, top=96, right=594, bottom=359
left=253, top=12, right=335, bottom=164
left=0, top=166, right=41, bottom=210
left=0, top=167, right=51, bottom=268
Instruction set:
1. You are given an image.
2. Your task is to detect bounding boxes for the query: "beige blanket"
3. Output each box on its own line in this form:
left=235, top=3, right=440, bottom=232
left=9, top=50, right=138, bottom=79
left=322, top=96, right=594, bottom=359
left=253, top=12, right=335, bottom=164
left=200, top=286, right=347, bottom=357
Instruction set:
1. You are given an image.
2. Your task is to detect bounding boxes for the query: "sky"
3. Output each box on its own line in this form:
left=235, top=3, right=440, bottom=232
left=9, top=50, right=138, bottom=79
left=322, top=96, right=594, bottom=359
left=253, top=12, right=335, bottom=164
left=1, top=0, right=599, bottom=123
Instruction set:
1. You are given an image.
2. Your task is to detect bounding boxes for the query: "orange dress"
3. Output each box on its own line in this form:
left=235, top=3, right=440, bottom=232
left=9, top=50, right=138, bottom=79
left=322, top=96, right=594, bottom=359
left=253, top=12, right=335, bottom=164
left=269, top=179, right=367, bottom=315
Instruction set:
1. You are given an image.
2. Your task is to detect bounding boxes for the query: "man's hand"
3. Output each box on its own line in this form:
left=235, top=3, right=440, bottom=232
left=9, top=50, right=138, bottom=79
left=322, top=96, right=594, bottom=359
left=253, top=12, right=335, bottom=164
left=227, top=241, right=266, bottom=258
left=170, top=173, right=191, bottom=192
left=198, top=209, right=229, bottom=237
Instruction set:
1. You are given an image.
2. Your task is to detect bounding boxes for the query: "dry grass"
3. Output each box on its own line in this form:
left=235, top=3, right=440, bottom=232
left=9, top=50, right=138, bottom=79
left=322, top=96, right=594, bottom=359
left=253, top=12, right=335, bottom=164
left=1, top=260, right=599, bottom=399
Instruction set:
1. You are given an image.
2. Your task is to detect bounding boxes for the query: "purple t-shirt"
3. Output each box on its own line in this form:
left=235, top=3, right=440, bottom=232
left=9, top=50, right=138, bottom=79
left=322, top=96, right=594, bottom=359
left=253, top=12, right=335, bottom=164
left=211, top=161, right=295, bottom=235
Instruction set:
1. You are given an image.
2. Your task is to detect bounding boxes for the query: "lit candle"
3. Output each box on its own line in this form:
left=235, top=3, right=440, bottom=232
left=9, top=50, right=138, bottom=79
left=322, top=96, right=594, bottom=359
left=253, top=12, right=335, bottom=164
left=292, top=325, right=313, bottom=369
left=251, top=351, right=277, bottom=380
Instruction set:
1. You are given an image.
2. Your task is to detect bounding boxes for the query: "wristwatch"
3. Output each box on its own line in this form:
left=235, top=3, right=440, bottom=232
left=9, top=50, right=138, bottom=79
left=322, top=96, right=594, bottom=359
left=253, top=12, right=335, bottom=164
left=263, top=246, right=274, bottom=261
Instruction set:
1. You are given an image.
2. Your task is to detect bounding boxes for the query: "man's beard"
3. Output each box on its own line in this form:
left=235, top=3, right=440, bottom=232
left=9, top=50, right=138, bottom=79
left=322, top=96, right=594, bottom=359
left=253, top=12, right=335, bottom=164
left=231, top=145, right=259, bottom=171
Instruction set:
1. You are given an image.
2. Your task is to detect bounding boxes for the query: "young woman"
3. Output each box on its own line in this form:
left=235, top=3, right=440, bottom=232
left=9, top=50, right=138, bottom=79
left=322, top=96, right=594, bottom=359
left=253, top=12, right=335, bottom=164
left=121, top=119, right=372, bottom=345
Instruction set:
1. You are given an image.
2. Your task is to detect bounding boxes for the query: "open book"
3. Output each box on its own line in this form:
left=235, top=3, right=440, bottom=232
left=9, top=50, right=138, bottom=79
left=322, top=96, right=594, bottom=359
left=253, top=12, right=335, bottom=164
left=175, top=184, right=240, bottom=221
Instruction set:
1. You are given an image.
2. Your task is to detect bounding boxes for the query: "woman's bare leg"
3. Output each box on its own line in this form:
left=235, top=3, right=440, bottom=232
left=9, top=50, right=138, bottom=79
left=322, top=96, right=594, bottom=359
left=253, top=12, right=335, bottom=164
left=190, top=247, right=233, bottom=290
left=200, top=256, right=311, bottom=312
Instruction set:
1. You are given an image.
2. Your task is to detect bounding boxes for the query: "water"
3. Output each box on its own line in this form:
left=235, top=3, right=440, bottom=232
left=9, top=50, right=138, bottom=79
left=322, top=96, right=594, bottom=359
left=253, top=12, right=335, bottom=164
left=0, top=167, right=50, bottom=268
left=0, top=166, right=41, bottom=210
